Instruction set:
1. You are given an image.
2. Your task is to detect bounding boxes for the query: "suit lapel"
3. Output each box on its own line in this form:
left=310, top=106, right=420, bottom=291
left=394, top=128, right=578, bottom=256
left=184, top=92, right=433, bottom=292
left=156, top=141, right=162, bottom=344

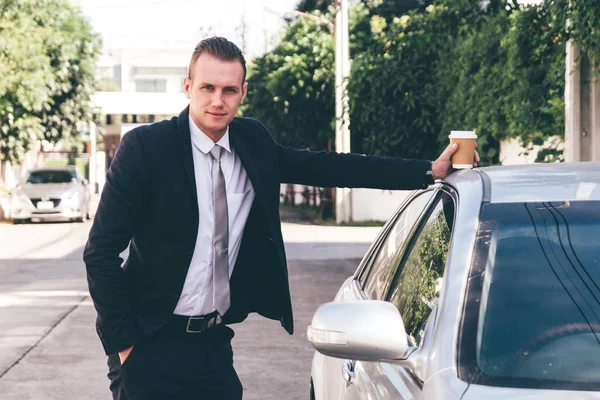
left=174, top=106, right=198, bottom=203
left=229, top=122, right=274, bottom=228
left=229, top=123, right=263, bottom=197
left=175, top=114, right=272, bottom=229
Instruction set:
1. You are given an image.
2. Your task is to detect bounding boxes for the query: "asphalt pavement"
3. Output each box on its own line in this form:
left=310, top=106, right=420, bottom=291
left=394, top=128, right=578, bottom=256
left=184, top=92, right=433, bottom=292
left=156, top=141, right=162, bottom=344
left=0, top=216, right=381, bottom=399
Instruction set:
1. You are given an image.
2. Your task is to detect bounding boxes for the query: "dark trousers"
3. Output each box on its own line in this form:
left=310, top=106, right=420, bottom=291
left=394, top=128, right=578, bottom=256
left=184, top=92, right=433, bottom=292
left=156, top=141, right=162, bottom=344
left=106, top=323, right=243, bottom=400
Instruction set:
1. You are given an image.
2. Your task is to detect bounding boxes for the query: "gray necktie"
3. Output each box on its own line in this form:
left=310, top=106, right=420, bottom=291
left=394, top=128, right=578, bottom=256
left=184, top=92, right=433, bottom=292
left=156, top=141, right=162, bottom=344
left=209, top=145, right=230, bottom=315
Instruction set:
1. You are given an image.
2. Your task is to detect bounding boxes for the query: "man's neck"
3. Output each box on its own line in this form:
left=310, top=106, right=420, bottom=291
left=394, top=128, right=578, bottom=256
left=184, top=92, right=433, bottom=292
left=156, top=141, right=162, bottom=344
left=203, top=130, right=225, bottom=144
left=190, top=115, right=226, bottom=143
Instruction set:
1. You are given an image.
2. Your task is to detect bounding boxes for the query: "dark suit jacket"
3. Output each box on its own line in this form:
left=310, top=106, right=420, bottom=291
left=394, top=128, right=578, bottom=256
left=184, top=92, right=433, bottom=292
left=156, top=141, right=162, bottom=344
left=83, top=106, right=431, bottom=355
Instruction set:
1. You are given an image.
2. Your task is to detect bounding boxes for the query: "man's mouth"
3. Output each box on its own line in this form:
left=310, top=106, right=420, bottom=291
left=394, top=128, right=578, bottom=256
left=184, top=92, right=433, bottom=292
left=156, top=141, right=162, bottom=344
left=208, top=112, right=227, bottom=118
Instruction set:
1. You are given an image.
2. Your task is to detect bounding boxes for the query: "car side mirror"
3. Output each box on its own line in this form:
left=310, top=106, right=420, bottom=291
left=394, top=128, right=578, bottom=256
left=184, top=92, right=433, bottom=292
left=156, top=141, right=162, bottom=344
left=307, top=300, right=410, bottom=362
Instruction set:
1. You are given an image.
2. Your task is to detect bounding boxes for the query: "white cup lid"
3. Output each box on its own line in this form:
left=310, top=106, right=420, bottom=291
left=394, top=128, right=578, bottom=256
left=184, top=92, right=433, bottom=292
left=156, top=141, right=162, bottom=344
left=449, top=130, right=477, bottom=139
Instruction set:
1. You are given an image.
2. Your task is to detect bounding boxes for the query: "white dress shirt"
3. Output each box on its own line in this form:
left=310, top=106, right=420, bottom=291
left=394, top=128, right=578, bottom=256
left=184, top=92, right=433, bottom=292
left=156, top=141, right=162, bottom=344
left=173, top=117, right=255, bottom=316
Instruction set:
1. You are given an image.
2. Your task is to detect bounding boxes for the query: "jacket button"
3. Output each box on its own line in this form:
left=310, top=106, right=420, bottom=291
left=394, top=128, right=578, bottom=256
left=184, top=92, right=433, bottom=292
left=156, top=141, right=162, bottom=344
left=267, top=236, right=274, bottom=242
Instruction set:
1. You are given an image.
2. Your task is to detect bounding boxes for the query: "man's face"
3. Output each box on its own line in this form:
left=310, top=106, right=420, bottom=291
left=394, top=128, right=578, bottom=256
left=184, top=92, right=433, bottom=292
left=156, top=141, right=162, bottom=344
left=184, top=53, right=247, bottom=139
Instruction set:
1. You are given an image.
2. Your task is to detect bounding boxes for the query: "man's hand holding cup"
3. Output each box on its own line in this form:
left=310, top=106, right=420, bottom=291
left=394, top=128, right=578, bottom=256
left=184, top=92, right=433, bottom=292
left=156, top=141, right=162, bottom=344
left=432, top=130, right=480, bottom=180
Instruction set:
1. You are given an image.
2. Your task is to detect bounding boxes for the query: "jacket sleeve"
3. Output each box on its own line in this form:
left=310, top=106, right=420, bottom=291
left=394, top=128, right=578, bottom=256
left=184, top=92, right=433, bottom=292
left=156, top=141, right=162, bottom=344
left=83, top=130, right=146, bottom=355
left=249, top=119, right=432, bottom=190
left=277, top=145, right=432, bottom=190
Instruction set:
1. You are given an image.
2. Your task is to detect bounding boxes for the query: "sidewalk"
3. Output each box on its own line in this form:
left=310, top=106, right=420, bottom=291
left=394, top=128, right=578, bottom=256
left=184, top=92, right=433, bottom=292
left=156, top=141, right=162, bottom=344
left=0, top=221, right=382, bottom=399
left=0, top=299, right=107, bottom=399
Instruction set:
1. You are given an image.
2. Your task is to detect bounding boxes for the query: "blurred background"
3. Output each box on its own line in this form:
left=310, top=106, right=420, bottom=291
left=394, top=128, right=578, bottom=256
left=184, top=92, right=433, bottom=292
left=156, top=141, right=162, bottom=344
left=0, top=0, right=598, bottom=223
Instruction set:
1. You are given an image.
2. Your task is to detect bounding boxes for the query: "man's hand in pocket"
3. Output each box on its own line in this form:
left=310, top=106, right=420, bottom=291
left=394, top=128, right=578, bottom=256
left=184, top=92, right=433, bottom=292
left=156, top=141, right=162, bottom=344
left=119, top=346, right=134, bottom=364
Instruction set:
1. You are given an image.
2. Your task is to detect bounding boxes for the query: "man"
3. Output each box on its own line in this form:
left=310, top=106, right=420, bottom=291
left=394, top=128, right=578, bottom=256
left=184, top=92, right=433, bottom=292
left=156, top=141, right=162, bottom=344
left=84, top=37, right=477, bottom=399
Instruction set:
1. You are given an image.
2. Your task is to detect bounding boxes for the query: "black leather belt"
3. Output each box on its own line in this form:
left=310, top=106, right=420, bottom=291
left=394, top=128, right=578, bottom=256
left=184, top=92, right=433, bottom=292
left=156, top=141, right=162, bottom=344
left=169, top=311, right=223, bottom=334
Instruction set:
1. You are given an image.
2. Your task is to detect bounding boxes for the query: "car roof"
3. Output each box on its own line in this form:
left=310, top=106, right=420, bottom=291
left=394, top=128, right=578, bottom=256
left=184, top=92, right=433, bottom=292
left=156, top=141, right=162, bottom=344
left=446, top=162, right=600, bottom=203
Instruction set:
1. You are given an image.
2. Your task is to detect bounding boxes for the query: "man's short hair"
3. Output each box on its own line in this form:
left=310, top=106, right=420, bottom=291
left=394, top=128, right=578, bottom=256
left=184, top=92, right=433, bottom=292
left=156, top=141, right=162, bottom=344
left=188, top=37, right=247, bottom=83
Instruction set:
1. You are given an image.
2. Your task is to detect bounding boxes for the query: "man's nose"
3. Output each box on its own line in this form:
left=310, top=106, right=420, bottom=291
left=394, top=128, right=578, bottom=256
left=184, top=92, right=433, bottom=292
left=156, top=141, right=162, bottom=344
left=211, top=91, right=225, bottom=107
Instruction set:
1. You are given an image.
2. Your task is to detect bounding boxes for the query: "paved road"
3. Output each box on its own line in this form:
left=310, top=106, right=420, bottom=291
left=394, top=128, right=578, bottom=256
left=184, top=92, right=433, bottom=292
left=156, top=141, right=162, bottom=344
left=0, top=219, right=380, bottom=399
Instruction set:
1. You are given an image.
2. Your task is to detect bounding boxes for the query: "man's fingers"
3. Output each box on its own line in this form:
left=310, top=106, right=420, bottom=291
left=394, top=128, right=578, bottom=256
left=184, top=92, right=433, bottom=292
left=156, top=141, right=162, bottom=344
left=474, top=150, right=480, bottom=163
left=440, top=143, right=458, bottom=160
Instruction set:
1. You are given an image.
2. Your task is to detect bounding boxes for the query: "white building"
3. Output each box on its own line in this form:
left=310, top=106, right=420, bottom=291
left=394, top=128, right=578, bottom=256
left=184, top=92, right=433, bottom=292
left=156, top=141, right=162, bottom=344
left=93, top=45, right=190, bottom=124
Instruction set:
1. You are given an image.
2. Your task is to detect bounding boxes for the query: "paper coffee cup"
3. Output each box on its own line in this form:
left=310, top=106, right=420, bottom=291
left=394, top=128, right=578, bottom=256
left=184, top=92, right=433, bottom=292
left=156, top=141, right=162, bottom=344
left=449, top=131, right=477, bottom=169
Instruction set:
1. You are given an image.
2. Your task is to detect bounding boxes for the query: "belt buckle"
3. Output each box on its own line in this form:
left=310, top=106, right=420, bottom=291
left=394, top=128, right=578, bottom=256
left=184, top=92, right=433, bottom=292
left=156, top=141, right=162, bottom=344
left=186, top=316, right=206, bottom=334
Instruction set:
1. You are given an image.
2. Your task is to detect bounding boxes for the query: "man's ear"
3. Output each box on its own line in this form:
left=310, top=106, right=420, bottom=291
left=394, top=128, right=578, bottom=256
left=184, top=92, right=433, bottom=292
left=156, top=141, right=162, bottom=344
left=240, top=81, right=248, bottom=103
left=183, top=77, right=192, bottom=100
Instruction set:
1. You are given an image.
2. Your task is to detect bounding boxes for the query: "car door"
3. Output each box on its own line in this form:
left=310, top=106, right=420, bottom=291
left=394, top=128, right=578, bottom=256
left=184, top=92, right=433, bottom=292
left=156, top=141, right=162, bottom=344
left=312, top=189, right=434, bottom=400
left=313, top=189, right=438, bottom=400
left=347, top=189, right=456, bottom=400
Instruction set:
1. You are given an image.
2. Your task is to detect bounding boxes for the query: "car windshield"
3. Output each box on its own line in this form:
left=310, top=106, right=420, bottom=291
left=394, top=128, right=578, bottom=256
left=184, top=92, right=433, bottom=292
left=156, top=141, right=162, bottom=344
left=460, top=200, right=600, bottom=391
left=26, top=170, right=76, bottom=184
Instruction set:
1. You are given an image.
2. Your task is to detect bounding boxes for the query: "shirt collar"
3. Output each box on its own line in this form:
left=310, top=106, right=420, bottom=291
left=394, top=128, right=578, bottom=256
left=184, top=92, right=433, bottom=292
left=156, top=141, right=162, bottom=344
left=188, top=116, right=232, bottom=154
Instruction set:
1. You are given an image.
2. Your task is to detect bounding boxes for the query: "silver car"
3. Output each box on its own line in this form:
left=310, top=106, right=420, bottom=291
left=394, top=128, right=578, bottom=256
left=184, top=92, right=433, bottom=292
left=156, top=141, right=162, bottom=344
left=308, top=163, right=600, bottom=399
left=11, top=166, right=91, bottom=224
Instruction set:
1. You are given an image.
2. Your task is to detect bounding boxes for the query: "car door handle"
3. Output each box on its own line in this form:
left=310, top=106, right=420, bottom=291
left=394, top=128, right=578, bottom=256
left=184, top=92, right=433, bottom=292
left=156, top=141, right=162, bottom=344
left=342, top=360, right=356, bottom=384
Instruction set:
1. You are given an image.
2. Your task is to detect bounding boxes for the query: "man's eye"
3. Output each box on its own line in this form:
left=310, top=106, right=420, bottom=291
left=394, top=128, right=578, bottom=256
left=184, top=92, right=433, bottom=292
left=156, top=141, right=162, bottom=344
left=225, top=88, right=237, bottom=93
left=202, top=86, right=213, bottom=90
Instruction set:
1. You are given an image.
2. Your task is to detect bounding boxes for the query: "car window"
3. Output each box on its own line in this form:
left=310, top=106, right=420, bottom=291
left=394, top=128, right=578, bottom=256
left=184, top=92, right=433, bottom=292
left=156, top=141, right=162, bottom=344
left=460, top=200, right=600, bottom=391
left=26, top=170, right=76, bottom=184
left=362, top=190, right=436, bottom=300
left=388, top=191, right=454, bottom=347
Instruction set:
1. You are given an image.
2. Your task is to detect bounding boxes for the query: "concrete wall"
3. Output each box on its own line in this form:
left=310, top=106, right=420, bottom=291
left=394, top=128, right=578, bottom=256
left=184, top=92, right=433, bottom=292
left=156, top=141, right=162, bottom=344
left=499, top=137, right=564, bottom=165
left=280, top=183, right=409, bottom=222
left=351, top=188, right=409, bottom=221
left=565, top=43, right=600, bottom=162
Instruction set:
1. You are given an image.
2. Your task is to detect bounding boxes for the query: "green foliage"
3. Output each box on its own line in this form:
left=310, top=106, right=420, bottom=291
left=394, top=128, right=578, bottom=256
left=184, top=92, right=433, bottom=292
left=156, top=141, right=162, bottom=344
left=296, top=0, right=331, bottom=13
left=550, top=0, right=600, bottom=65
left=243, top=0, right=580, bottom=164
left=0, top=0, right=100, bottom=164
left=436, top=9, right=510, bottom=163
left=242, top=11, right=335, bottom=150
left=437, top=2, right=565, bottom=163
left=32, top=0, right=101, bottom=145
left=503, top=5, right=565, bottom=161
left=0, top=0, right=51, bottom=163
left=349, top=3, right=474, bottom=160
left=349, top=0, right=566, bottom=164
left=366, top=0, right=434, bottom=20
left=389, top=209, right=450, bottom=344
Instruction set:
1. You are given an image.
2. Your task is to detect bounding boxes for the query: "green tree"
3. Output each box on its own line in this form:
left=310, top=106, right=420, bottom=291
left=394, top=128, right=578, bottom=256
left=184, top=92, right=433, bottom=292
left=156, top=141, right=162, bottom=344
left=437, top=2, right=565, bottom=163
left=348, top=3, right=471, bottom=161
left=245, top=0, right=573, bottom=166
left=0, top=0, right=52, bottom=164
left=550, top=0, right=600, bottom=65
left=436, top=8, right=513, bottom=163
left=0, top=0, right=100, bottom=166
left=503, top=4, right=565, bottom=161
left=242, top=11, right=335, bottom=151
left=32, top=0, right=101, bottom=147
left=349, top=0, right=566, bottom=164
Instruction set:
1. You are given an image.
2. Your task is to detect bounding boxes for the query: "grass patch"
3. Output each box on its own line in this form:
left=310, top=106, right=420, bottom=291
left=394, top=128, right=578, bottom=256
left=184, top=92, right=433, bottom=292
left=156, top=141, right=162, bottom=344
left=325, top=219, right=386, bottom=227
left=279, top=203, right=385, bottom=227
